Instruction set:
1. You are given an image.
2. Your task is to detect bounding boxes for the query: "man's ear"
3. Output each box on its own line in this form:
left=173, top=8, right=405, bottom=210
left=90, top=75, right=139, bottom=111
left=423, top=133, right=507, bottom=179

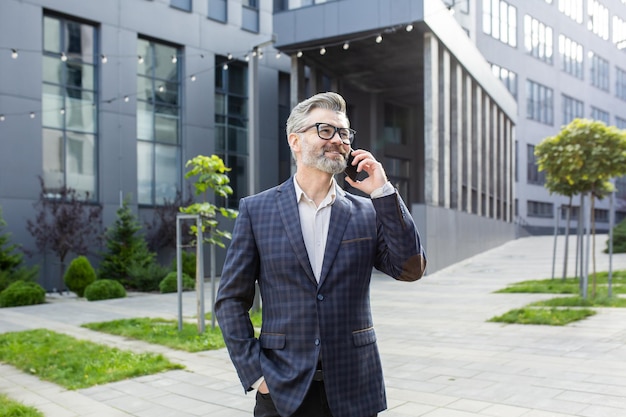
left=288, top=132, right=300, bottom=152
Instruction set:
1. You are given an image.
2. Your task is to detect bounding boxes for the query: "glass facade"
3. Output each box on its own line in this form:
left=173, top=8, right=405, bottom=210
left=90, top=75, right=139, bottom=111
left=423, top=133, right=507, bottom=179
left=42, top=14, right=98, bottom=199
left=136, top=38, right=181, bottom=205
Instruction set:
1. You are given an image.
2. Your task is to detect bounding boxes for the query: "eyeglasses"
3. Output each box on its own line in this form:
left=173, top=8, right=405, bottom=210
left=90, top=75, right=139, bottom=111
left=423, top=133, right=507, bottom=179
left=298, top=122, right=356, bottom=145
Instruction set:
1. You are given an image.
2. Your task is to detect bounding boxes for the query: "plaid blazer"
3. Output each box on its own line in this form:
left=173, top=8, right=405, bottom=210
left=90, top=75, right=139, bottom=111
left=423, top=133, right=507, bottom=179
left=215, top=176, right=426, bottom=417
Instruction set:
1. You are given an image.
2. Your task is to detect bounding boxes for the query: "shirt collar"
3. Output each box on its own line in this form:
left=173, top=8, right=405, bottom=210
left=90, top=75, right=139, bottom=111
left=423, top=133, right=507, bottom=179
left=293, top=175, right=339, bottom=205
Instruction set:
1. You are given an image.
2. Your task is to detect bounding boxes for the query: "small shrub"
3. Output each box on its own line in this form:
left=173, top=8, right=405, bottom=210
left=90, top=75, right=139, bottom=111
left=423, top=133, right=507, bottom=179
left=159, top=271, right=195, bottom=293
left=64, top=256, right=96, bottom=297
left=170, top=250, right=196, bottom=278
left=84, top=279, right=127, bottom=301
left=606, top=217, right=626, bottom=253
left=127, top=260, right=169, bottom=292
left=0, top=281, right=46, bottom=307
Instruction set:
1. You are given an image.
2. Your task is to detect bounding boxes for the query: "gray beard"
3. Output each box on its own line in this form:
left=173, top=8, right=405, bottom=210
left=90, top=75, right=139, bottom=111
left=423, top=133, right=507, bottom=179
left=302, top=147, right=347, bottom=175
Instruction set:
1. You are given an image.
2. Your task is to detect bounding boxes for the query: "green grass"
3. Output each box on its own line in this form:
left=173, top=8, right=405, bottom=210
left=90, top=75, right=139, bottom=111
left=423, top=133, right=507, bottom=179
left=488, top=307, right=596, bottom=326
left=83, top=317, right=225, bottom=352
left=0, top=329, right=182, bottom=389
left=490, top=269, right=626, bottom=326
left=0, top=394, right=43, bottom=417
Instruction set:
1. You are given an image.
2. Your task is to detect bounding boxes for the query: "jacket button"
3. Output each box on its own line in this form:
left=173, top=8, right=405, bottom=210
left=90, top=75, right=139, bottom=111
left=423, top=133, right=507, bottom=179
left=317, top=294, right=324, bottom=301
left=314, top=338, right=320, bottom=346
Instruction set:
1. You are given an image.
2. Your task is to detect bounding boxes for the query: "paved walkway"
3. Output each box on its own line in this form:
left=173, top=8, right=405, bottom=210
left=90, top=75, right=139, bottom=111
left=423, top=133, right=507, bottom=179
left=1, top=235, right=626, bottom=417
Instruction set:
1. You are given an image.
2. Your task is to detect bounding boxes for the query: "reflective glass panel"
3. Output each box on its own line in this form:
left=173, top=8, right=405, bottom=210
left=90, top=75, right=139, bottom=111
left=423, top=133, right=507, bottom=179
left=137, top=141, right=154, bottom=204
left=137, top=101, right=154, bottom=140
left=154, top=144, right=178, bottom=204
left=66, top=132, right=96, bottom=196
left=42, top=85, right=64, bottom=129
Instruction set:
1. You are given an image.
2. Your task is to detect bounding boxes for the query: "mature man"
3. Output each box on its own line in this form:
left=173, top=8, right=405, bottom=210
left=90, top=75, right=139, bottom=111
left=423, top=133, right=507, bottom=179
left=215, top=92, right=426, bottom=417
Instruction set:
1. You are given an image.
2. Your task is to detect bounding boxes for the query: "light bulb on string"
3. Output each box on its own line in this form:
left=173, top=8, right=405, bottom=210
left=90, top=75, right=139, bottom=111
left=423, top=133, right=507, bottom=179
left=244, top=54, right=250, bottom=61
left=138, top=55, right=144, bottom=64
left=171, top=55, right=177, bottom=63
left=11, top=49, right=18, bottom=59
left=276, top=51, right=281, bottom=59
left=60, top=108, right=65, bottom=115
left=0, top=115, right=5, bottom=122
left=227, top=53, right=233, bottom=60
left=296, top=51, right=303, bottom=58
left=29, top=112, right=35, bottom=119
left=406, top=23, right=414, bottom=32
left=158, top=85, right=165, bottom=92
left=375, top=34, right=383, bottom=43
left=320, top=47, right=326, bottom=55
left=60, top=52, right=67, bottom=62
left=190, top=74, right=196, bottom=82
left=100, top=54, right=108, bottom=64
left=223, top=63, right=229, bottom=70
left=258, top=51, right=264, bottom=59
left=343, top=42, right=350, bottom=50
left=124, top=96, right=130, bottom=102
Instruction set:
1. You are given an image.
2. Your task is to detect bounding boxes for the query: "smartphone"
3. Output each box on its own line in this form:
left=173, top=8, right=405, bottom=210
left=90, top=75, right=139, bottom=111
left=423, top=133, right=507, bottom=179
left=344, top=150, right=359, bottom=181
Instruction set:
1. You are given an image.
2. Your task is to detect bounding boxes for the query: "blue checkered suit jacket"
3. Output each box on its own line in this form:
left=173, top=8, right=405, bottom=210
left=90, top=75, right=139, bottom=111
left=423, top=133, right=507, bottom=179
left=215, top=176, right=426, bottom=417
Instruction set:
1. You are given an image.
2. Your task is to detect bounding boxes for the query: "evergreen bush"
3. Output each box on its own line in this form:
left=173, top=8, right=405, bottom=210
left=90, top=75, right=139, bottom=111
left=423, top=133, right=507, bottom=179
left=64, top=256, right=96, bottom=297
left=98, top=198, right=155, bottom=287
left=170, top=250, right=196, bottom=278
left=127, top=260, right=169, bottom=292
left=0, top=207, right=38, bottom=292
left=606, top=217, right=626, bottom=253
left=0, top=281, right=46, bottom=307
left=84, top=279, right=127, bottom=301
left=159, top=271, right=195, bottom=293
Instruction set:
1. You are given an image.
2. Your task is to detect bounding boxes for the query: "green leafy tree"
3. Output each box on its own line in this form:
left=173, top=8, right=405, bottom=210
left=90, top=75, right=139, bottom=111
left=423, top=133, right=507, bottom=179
left=98, top=198, right=155, bottom=288
left=535, top=118, right=626, bottom=297
left=180, top=155, right=238, bottom=248
left=0, top=207, right=38, bottom=292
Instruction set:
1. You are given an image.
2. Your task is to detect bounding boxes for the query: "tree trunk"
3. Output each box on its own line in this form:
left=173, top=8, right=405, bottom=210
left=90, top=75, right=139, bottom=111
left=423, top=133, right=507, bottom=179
left=591, top=193, right=597, bottom=299
left=562, top=196, right=573, bottom=281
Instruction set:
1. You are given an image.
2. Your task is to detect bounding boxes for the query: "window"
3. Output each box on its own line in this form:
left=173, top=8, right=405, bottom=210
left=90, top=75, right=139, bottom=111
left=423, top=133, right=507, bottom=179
left=527, top=200, right=554, bottom=218
left=616, top=176, right=626, bottom=200
left=526, top=80, right=554, bottom=125
left=242, top=0, right=259, bottom=32
left=208, top=0, right=227, bottom=22
left=562, top=94, right=583, bottom=125
left=613, top=16, right=626, bottom=49
left=590, top=52, right=609, bottom=91
left=383, top=103, right=409, bottom=145
left=136, top=38, right=181, bottom=206
left=170, top=0, right=191, bottom=11
left=383, top=157, right=411, bottom=205
left=524, top=15, right=553, bottom=64
left=42, top=15, right=97, bottom=199
left=559, top=34, right=583, bottom=79
left=590, top=106, right=609, bottom=124
left=526, top=145, right=546, bottom=185
left=482, top=0, right=517, bottom=48
left=215, top=56, right=248, bottom=209
left=558, top=0, right=583, bottom=23
left=616, top=116, right=626, bottom=129
left=616, top=67, right=626, bottom=101
left=587, top=0, right=609, bottom=40
left=491, top=63, right=518, bottom=98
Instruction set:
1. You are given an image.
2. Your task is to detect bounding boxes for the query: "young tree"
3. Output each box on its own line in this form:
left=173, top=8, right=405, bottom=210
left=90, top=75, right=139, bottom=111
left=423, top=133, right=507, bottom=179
left=98, top=198, right=155, bottom=288
left=26, top=177, right=102, bottom=287
left=180, top=155, right=238, bottom=248
left=535, top=118, right=626, bottom=297
left=0, top=207, right=38, bottom=292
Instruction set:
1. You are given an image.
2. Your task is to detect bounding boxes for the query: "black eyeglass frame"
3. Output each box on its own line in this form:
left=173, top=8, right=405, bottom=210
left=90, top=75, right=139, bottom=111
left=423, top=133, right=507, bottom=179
left=297, top=122, right=356, bottom=145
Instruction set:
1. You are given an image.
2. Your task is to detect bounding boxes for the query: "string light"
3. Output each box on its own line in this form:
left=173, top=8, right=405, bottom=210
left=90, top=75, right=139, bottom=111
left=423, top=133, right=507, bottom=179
left=0, top=115, right=5, bottom=122
left=171, top=55, right=177, bottom=63
left=100, top=54, right=108, bottom=64
left=320, top=47, right=326, bottom=55
left=158, top=85, right=165, bottom=92
left=60, top=52, right=67, bottom=62
left=223, top=63, right=228, bottom=70
left=190, top=74, right=196, bottom=82
left=342, top=42, right=350, bottom=50
left=406, top=23, right=414, bottom=32
left=123, top=96, right=129, bottom=102
left=29, top=112, right=35, bottom=119
left=296, top=51, right=303, bottom=58
left=11, top=49, right=18, bottom=59
left=60, top=108, right=65, bottom=115
left=276, top=51, right=281, bottom=59
left=138, top=55, right=144, bottom=64
left=375, top=34, right=383, bottom=43
left=244, top=54, right=250, bottom=61
left=227, top=53, right=233, bottom=60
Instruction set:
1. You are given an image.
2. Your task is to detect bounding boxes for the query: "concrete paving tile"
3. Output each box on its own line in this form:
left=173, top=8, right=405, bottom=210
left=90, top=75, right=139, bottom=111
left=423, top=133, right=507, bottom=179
left=387, top=402, right=437, bottom=416
left=578, top=404, right=626, bottom=417
left=446, top=399, right=492, bottom=413
left=480, top=404, right=529, bottom=417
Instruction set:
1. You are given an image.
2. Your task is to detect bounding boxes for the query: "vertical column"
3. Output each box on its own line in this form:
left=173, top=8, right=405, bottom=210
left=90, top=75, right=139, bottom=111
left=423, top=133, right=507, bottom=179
left=423, top=33, right=439, bottom=206
left=440, top=48, right=451, bottom=209
left=474, top=85, right=483, bottom=216
left=483, top=95, right=491, bottom=218
left=452, top=62, right=463, bottom=211
left=499, top=111, right=505, bottom=221
left=290, top=55, right=305, bottom=108
left=506, top=120, right=515, bottom=222
left=465, top=74, right=473, bottom=214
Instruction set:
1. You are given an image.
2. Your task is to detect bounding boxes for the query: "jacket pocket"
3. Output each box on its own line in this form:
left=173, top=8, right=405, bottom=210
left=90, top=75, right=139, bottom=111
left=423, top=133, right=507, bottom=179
left=260, top=332, right=286, bottom=350
left=352, top=327, right=376, bottom=347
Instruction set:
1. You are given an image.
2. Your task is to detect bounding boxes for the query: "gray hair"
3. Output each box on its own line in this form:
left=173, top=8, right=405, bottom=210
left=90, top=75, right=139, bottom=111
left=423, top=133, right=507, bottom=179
left=285, top=92, right=349, bottom=136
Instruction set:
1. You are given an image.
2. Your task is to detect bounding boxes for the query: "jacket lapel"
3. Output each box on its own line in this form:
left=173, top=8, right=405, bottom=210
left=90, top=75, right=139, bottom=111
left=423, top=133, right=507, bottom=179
left=276, top=177, right=317, bottom=285
left=318, top=188, right=351, bottom=286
